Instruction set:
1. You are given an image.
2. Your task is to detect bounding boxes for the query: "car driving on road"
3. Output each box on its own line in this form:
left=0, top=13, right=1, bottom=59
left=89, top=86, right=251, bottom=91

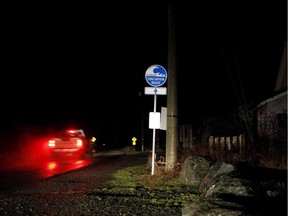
left=48, top=129, right=88, bottom=159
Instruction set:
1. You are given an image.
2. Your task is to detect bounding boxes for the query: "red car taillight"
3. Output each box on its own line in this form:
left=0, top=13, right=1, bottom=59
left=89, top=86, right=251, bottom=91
left=48, top=140, right=56, bottom=147
left=76, top=139, right=83, bottom=147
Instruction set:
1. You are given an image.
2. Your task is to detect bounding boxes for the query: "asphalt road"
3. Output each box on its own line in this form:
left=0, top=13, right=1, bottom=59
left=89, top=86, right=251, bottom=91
left=0, top=150, right=148, bottom=192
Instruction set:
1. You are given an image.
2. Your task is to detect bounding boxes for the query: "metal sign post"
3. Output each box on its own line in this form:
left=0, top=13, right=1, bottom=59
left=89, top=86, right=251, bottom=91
left=145, top=64, right=167, bottom=175
left=151, top=92, right=157, bottom=175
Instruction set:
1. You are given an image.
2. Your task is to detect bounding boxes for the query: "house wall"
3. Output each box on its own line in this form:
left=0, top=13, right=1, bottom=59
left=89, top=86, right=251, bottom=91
left=256, top=91, right=287, bottom=143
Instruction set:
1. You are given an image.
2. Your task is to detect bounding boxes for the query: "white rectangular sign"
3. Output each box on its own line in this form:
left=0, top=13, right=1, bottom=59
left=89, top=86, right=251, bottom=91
left=149, top=112, right=161, bottom=129
left=144, top=87, right=167, bottom=95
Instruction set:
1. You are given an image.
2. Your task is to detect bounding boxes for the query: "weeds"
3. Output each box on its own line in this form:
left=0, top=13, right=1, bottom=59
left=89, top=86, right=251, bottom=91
left=106, top=163, right=201, bottom=206
left=107, top=164, right=146, bottom=188
left=107, top=164, right=184, bottom=190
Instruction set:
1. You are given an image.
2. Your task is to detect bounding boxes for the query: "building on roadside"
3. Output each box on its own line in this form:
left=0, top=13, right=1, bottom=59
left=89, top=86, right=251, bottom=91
left=256, top=41, right=287, bottom=146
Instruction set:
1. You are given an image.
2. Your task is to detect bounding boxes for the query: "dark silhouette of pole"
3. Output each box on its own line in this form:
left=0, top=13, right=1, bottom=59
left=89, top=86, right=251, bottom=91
left=138, top=91, right=145, bottom=152
left=166, top=0, right=178, bottom=171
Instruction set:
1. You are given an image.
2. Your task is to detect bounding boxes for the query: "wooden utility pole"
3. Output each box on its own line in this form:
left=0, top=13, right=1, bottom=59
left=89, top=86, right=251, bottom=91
left=166, top=0, right=178, bottom=171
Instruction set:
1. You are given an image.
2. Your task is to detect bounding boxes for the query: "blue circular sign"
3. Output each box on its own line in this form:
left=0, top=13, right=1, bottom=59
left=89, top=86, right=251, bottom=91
left=145, top=64, right=167, bottom=87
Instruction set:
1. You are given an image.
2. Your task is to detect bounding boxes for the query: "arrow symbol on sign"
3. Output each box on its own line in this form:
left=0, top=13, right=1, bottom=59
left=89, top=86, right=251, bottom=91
left=144, top=87, right=167, bottom=95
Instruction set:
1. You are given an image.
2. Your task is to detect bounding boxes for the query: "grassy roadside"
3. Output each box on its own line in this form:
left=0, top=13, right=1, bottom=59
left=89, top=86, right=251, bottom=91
left=105, top=164, right=201, bottom=206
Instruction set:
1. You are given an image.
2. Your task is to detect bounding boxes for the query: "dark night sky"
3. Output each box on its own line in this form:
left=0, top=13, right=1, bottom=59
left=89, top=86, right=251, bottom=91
left=1, top=1, right=286, bottom=142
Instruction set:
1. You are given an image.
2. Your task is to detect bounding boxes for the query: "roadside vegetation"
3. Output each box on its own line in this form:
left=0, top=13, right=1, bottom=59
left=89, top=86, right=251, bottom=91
left=106, top=164, right=201, bottom=207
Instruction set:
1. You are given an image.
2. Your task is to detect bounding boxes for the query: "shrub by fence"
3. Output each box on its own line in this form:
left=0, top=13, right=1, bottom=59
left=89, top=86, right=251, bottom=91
left=179, top=128, right=287, bottom=168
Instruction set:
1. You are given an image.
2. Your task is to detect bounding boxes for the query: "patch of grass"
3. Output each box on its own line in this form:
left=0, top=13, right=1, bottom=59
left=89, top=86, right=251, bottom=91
left=106, top=164, right=202, bottom=206
left=108, top=164, right=188, bottom=190
left=107, top=164, right=147, bottom=188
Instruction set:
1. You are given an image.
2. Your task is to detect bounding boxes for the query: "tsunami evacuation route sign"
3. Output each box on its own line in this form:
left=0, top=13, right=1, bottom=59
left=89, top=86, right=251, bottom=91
left=145, top=64, right=167, bottom=87
left=144, top=64, right=167, bottom=175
